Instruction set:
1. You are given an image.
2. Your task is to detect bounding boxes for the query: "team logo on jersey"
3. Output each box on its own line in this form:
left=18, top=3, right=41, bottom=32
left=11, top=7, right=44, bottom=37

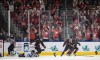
left=50, top=45, right=58, bottom=51
left=82, top=45, right=89, bottom=51
left=95, top=45, right=100, bottom=51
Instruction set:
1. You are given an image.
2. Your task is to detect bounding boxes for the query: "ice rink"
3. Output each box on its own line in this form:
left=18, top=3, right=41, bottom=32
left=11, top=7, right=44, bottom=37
left=0, top=55, right=100, bottom=60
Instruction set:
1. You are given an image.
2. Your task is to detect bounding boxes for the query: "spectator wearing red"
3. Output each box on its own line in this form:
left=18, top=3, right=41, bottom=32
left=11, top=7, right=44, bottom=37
left=27, top=27, right=37, bottom=44
left=42, top=27, right=49, bottom=42
left=93, top=26, right=99, bottom=41
left=52, top=27, right=61, bottom=41
left=85, top=29, right=91, bottom=40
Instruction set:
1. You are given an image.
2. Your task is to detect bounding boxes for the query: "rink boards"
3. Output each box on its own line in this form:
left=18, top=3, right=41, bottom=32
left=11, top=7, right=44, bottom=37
left=2, top=42, right=100, bottom=56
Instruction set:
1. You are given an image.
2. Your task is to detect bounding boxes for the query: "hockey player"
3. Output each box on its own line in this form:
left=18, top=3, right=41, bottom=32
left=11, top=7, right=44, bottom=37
left=61, top=39, right=72, bottom=56
left=24, top=50, right=39, bottom=57
left=65, top=38, right=75, bottom=56
left=35, top=38, right=46, bottom=56
left=24, top=38, right=46, bottom=57
left=67, top=36, right=81, bottom=56
left=8, top=41, right=15, bottom=56
left=72, top=38, right=81, bottom=56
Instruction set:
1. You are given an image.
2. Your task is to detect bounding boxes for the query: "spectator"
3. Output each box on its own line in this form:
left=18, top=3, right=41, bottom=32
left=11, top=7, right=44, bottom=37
left=23, top=34, right=28, bottom=42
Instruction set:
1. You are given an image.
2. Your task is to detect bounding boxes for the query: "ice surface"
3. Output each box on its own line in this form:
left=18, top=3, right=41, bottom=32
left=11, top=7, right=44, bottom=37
left=0, top=55, right=100, bottom=60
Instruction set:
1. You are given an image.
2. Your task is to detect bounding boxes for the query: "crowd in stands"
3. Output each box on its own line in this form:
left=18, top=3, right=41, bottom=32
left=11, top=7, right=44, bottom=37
left=71, top=0, right=100, bottom=41
left=0, top=0, right=63, bottom=42
left=0, top=0, right=100, bottom=42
